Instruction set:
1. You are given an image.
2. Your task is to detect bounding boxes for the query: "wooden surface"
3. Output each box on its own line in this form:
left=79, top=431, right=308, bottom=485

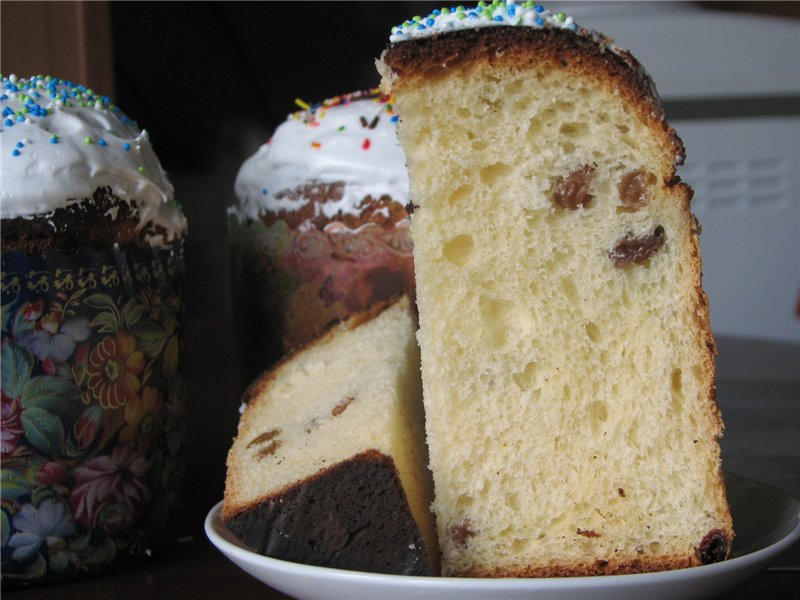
left=0, top=1, right=114, bottom=98
left=5, top=333, right=799, bottom=599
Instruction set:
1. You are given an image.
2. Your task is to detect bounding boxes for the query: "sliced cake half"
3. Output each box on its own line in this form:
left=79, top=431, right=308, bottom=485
left=223, top=295, right=438, bottom=575
left=379, top=1, right=732, bottom=577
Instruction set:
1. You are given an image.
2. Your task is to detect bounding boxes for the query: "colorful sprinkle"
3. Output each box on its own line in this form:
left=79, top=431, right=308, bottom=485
left=389, top=0, right=577, bottom=42
left=362, top=138, right=371, bottom=150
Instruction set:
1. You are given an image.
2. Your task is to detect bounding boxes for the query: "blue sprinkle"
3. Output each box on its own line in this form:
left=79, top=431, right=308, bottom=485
left=12, top=148, right=20, bottom=156
left=98, top=138, right=108, bottom=146
left=432, top=9, right=440, bottom=16
left=2, top=107, right=12, bottom=117
left=568, top=23, right=577, bottom=31
left=0, top=94, right=8, bottom=100
left=426, top=17, right=435, bottom=26
left=4, top=118, right=13, bottom=126
left=468, top=11, right=478, bottom=18
left=494, top=15, right=503, bottom=21
left=15, top=141, right=23, bottom=148
left=123, top=142, right=131, bottom=151
left=508, top=6, right=516, bottom=16
left=536, top=17, right=544, bottom=26
left=261, top=188, right=269, bottom=195
left=50, top=136, right=58, bottom=144
left=391, top=115, right=399, bottom=123
left=15, top=115, right=25, bottom=122
left=535, top=4, right=544, bottom=12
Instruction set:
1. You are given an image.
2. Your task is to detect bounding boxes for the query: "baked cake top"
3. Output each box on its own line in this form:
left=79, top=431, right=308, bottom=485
left=233, top=90, right=409, bottom=225
left=0, top=74, right=186, bottom=243
left=381, top=1, right=684, bottom=172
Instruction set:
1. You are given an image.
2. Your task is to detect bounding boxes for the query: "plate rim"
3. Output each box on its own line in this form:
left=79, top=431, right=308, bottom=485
left=204, top=472, right=800, bottom=589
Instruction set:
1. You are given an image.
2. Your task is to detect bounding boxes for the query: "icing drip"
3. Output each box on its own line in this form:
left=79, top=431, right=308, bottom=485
left=233, top=90, right=408, bottom=223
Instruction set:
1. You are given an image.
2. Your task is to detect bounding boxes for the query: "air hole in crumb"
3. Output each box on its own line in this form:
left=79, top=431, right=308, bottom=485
left=560, top=276, right=579, bottom=301
left=479, top=295, right=511, bottom=348
left=559, top=122, right=589, bottom=138
left=472, top=139, right=488, bottom=152
left=588, top=400, right=609, bottom=424
left=512, top=361, right=538, bottom=390
left=479, top=162, right=511, bottom=186
left=585, top=322, right=601, bottom=343
left=443, top=234, right=475, bottom=266
left=671, top=369, right=683, bottom=394
left=448, top=184, right=473, bottom=207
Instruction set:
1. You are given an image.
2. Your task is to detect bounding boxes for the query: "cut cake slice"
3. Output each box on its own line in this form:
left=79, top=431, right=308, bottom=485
left=379, top=1, right=733, bottom=577
left=223, top=295, right=439, bottom=575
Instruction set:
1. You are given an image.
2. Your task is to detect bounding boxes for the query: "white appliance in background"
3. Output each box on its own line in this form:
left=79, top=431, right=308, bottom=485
left=553, top=1, right=800, bottom=343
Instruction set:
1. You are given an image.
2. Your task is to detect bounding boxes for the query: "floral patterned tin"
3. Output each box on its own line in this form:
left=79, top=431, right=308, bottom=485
left=1, top=243, right=185, bottom=586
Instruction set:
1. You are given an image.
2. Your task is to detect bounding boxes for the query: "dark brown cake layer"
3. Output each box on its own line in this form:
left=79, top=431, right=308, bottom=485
left=1, top=187, right=173, bottom=256
left=223, top=449, right=435, bottom=576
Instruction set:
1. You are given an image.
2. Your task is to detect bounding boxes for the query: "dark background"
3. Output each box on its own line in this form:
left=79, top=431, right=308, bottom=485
left=108, top=1, right=449, bottom=534
left=104, top=0, right=800, bottom=538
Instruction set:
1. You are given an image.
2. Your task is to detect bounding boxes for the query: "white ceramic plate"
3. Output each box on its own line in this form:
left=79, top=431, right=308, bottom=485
left=205, top=472, right=800, bottom=600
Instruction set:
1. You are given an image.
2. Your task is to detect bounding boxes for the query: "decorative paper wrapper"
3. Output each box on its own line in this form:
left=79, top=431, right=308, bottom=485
left=1, top=243, right=185, bottom=587
left=229, top=216, right=414, bottom=380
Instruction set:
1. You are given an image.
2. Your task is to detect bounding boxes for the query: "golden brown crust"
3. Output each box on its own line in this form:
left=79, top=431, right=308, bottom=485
left=453, top=554, right=702, bottom=578
left=382, top=26, right=685, bottom=180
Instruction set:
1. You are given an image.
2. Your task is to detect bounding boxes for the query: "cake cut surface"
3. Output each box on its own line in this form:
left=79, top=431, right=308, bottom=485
left=380, top=1, right=732, bottom=577
left=223, top=296, right=439, bottom=575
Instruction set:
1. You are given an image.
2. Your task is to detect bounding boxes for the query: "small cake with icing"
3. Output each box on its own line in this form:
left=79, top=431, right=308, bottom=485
left=1, top=75, right=186, bottom=253
left=379, top=1, right=733, bottom=577
left=223, top=295, right=438, bottom=575
left=230, top=90, right=413, bottom=374
left=1, top=74, right=186, bottom=585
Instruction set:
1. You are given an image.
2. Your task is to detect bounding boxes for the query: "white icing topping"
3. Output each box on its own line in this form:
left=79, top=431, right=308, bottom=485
left=389, top=1, right=577, bottom=43
left=233, top=91, right=408, bottom=222
left=0, top=75, right=186, bottom=243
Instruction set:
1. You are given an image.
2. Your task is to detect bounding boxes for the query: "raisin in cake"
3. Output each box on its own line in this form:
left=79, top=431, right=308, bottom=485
left=223, top=295, right=438, bottom=575
left=379, top=1, right=733, bottom=577
left=230, top=91, right=414, bottom=375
